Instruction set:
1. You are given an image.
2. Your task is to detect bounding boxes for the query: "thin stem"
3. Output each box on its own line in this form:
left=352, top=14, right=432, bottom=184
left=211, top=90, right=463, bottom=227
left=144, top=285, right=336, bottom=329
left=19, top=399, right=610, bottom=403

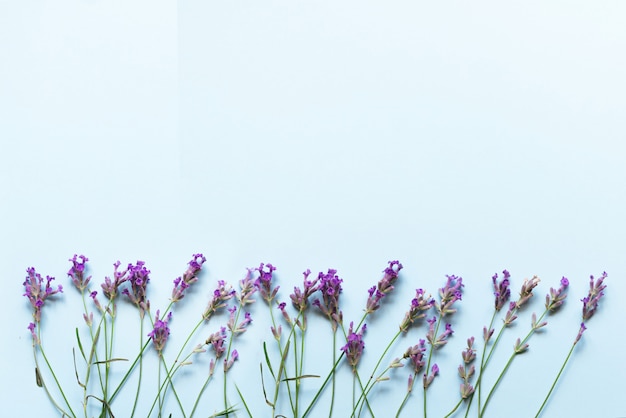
left=444, top=398, right=464, bottom=418
left=33, top=344, right=74, bottom=417
left=39, top=337, right=78, bottom=417
left=480, top=309, right=549, bottom=417
left=329, top=330, right=337, bottom=417
left=394, top=371, right=417, bottom=418
left=534, top=337, right=577, bottom=417
left=423, top=317, right=443, bottom=418
left=130, top=317, right=143, bottom=417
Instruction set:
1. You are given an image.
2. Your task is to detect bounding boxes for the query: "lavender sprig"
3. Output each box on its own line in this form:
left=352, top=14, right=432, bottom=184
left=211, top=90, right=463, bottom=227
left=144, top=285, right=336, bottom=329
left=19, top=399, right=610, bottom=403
left=535, top=272, right=607, bottom=417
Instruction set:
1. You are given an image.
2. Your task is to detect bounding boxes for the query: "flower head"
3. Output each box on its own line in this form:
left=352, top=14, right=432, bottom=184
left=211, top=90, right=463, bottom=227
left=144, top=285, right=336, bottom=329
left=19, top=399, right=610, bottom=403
left=545, top=277, right=569, bottom=311
left=254, top=263, right=279, bottom=303
left=171, top=253, right=206, bottom=302
left=206, top=327, right=227, bottom=358
left=492, top=270, right=511, bottom=311
left=101, top=261, right=129, bottom=300
left=364, top=260, right=403, bottom=314
left=423, top=363, right=439, bottom=389
left=399, top=288, right=434, bottom=332
left=238, top=268, right=258, bottom=306
left=437, top=274, right=463, bottom=316
left=148, top=310, right=172, bottom=354
left=516, top=275, right=541, bottom=308
left=203, top=280, right=236, bottom=320
left=313, top=269, right=343, bottom=331
left=403, top=340, right=427, bottom=373
left=68, top=254, right=91, bottom=291
left=581, top=272, right=607, bottom=321
left=23, top=267, right=63, bottom=323
left=122, top=260, right=151, bottom=316
left=290, top=269, right=319, bottom=313
left=341, top=321, right=366, bottom=368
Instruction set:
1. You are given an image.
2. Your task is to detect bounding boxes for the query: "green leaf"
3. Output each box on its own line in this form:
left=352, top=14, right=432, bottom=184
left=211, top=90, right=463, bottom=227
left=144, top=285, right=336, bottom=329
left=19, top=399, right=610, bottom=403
left=75, top=328, right=86, bottom=361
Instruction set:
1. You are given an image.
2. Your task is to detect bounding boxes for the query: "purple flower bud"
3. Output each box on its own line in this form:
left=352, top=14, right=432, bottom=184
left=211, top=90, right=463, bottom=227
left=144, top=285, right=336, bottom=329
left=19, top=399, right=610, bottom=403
left=341, top=321, right=366, bottom=367
left=148, top=310, right=172, bottom=354
left=581, top=272, right=607, bottom=321
left=23, top=268, right=63, bottom=323
left=68, top=254, right=91, bottom=291
left=492, top=270, right=511, bottom=311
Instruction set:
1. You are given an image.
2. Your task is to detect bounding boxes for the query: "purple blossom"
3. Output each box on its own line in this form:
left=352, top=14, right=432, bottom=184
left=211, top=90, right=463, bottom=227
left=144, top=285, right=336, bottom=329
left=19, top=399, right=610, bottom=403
left=514, top=337, right=529, bottom=354
left=122, top=261, right=151, bottom=316
left=203, top=280, right=236, bottom=320
left=171, top=253, right=206, bottom=302
left=238, top=268, right=258, bottom=306
left=574, top=322, right=587, bottom=344
left=426, top=318, right=454, bottom=348
left=516, top=275, right=541, bottom=309
left=503, top=301, right=518, bottom=326
left=148, top=310, right=172, bottom=354
left=423, top=363, right=439, bottom=389
left=341, top=322, right=366, bottom=368
left=404, top=340, right=427, bottom=373
left=365, top=260, right=403, bottom=314
left=290, top=269, right=319, bottom=313
left=437, top=275, right=463, bottom=316
left=23, top=267, right=63, bottom=323
left=545, top=277, right=569, bottom=312
left=313, top=269, right=344, bottom=331
left=227, top=306, right=253, bottom=335
left=27, top=322, right=39, bottom=345
left=492, top=270, right=511, bottom=311
left=399, top=288, right=435, bottom=333
left=581, top=272, right=607, bottom=321
left=68, top=254, right=91, bottom=291
left=101, top=261, right=129, bottom=300
left=462, top=337, right=476, bottom=364
left=224, top=349, right=239, bottom=372
left=254, top=263, right=279, bottom=303
left=206, top=327, right=227, bottom=358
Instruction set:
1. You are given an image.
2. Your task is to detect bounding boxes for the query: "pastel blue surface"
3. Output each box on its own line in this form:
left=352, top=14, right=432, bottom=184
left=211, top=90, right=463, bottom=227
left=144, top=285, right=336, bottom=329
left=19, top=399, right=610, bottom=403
left=1, top=2, right=625, bottom=417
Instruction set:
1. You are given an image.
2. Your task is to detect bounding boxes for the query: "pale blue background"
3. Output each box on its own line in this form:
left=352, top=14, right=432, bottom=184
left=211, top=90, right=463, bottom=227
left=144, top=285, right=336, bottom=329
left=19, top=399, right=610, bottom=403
left=1, top=1, right=625, bottom=417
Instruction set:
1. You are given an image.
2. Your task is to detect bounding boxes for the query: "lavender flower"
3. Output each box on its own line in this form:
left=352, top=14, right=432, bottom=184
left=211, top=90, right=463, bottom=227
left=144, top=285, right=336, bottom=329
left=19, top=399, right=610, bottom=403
left=437, top=274, right=463, bottom=316
left=206, top=327, right=228, bottom=358
left=341, top=321, right=366, bottom=368
left=23, top=267, right=63, bottom=323
left=27, top=322, right=39, bottom=345
left=122, top=261, right=151, bottom=316
left=203, top=280, right=236, bottom=320
left=313, top=269, right=343, bottom=331
left=365, top=260, right=403, bottom=314
left=404, top=340, right=427, bottom=374
left=426, top=318, right=454, bottom=348
left=492, top=270, right=511, bottom=311
left=516, top=275, right=541, bottom=309
left=224, top=349, right=239, bottom=372
left=423, top=363, right=439, bottom=389
left=399, top=288, right=434, bottom=332
left=101, top=260, right=129, bottom=300
left=545, top=277, right=569, bottom=312
left=148, top=310, right=172, bottom=354
left=68, top=254, right=91, bottom=291
left=254, top=263, right=279, bottom=303
left=290, top=269, right=319, bottom=313
left=238, top=268, right=258, bottom=306
left=227, top=306, right=252, bottom=335
left=581, top=272, right=607, bottom=321
left=171, top=253, right=206, bottom=302
left=574, top=322, right=587, bottom=344
left=458, top=337, right=476, bottom=399
left=503, top=301, right=518, bottom=326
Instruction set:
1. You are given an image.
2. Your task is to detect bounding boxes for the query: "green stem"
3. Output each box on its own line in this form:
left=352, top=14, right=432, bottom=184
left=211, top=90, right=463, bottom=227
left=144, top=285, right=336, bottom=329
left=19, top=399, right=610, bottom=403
left=444, top=398, right=464, bottom=418
left=394, top=371, right=416, bottom=418
left=39, top=335, right=77, bottom=417
left=480, top=309, right=549, bottom=417
left=33, top=344, right=74, bottom=417
left=534, top=337, right=577, bottom=417
left=423, top=317, right=443, bottom=418
left=130, top=318, right=143, bottom=418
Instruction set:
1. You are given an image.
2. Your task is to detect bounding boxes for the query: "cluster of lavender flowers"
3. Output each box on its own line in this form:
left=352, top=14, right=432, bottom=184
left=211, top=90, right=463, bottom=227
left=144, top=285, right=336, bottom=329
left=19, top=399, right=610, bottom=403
left=23, top=255, right=607, bottom=418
